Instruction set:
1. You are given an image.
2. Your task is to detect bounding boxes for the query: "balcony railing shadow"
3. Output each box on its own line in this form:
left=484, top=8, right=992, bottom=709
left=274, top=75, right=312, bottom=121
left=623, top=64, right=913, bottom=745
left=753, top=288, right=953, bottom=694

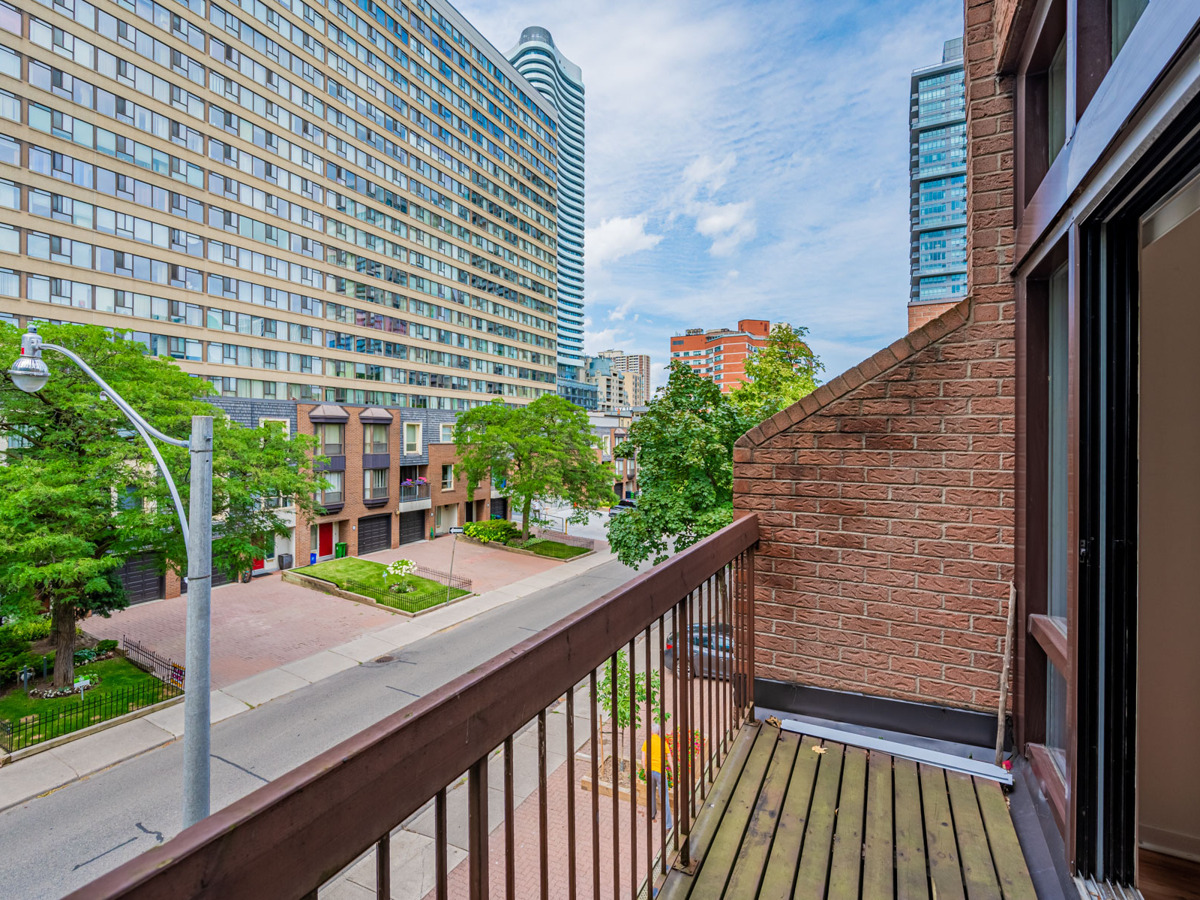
left=71, top=516, right=760, bottom=900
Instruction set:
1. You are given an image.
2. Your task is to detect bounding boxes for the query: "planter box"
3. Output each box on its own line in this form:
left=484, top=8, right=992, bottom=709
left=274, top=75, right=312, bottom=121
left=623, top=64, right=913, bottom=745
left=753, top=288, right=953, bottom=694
left=281, top=570, right=473, bottom=618
left=460, top=535, right=596, bottom=561
left=579, top=755, right=648, bottom=807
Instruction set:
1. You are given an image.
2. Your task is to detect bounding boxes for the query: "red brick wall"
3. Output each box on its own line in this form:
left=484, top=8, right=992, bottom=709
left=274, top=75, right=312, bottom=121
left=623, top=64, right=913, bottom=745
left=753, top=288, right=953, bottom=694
left=733, top=0, right=1016, bottom=715
left=908, top=301, right=959, bottom=332
left=429, top=441, right=468, bottom=530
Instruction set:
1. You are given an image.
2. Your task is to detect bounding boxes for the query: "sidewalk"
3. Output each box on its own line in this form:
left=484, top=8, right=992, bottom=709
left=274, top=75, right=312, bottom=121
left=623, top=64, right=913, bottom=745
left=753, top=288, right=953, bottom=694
left=0, top=547, right=616, bottom=814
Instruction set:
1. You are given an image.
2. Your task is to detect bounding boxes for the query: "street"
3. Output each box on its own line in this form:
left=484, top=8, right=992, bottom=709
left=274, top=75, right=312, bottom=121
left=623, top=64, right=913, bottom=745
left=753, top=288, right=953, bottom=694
left=0, top=559, right=638, bottom=900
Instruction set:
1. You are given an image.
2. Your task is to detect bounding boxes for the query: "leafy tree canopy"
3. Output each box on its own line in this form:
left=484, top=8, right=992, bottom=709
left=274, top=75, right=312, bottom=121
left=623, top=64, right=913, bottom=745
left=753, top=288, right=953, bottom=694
left=609, top=324, right=822, bottom=569
left=728, top=323, right=823, bottom=422
left=606, top=362, right=753, bottom=568
left=0, top=323, right=323, bottom=684
left=454, top=394, right=616, bottom=540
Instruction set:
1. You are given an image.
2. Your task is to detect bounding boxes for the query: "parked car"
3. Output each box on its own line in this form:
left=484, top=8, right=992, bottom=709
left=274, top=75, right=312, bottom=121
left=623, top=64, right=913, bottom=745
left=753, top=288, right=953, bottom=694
left=608, top=498, right=637, bottom=517
left=664, top=623, right=734, bottom=679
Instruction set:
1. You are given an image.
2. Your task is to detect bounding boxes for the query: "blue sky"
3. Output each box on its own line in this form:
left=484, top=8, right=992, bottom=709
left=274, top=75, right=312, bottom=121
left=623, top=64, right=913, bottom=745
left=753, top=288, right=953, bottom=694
left=454, top=0, right=965, bottom=387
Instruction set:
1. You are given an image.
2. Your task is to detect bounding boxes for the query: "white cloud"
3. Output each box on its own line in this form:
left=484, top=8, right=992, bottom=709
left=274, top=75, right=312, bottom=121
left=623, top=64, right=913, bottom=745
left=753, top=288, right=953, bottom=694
left=585, top=215, right=663, bottom=270
left=452, top=0, right=964, bottom=382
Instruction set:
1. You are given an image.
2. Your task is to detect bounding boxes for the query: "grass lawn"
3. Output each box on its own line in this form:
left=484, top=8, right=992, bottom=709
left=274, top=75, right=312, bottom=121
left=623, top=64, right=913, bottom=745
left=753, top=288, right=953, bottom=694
left=0, top=657, right=179, bottom=751
left=525, top=540, right=591, bottom=559
left=296, top=557, right=469, bottom=613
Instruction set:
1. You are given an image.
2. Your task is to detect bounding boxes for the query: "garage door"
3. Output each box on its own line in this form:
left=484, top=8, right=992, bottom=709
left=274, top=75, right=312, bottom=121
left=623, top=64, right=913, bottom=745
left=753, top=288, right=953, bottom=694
left=490, top=497, right=508, bottom=520
left=358, top=514, right=391, bottom=555
left=398, top=510, right=425, bottom=545
left=118, top=552, right=164, bottom=605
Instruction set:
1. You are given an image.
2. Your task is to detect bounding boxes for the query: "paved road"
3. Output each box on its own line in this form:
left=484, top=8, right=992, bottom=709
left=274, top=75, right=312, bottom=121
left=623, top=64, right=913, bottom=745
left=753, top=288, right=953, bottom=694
left=0, top=559, right=638, bottom=900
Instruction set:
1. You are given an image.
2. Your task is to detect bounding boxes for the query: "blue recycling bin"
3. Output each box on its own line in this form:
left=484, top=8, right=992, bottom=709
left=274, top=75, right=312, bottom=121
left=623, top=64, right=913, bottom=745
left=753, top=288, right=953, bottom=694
left=310, top=551, right=317, bottom=565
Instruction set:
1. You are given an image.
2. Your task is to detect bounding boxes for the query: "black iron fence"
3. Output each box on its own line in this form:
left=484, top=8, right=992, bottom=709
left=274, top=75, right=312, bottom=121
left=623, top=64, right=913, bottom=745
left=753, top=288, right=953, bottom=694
left=341, top=577, right=468, bottom=614
left=411, top=564, right=471, bottom=590
left=122, top=637, right=185, bottom=688
left=0, top=677, right=183, bottom=753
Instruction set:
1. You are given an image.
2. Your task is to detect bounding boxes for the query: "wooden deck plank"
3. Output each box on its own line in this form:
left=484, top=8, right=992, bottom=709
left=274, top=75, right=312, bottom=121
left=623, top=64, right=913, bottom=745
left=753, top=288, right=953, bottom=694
left=686, top=724, right=780, bottom=899
left=791, top=740, right=846, bottom=899
left=658, top=724, right=762, bottom=900
left=721, top=731, right=801, bottom=899
left=945, top=771, right=1003, bottom=900
left=974, top=778, right=1038, bottom=900
left=920, top=763, right=967, bottom=900
left=894, top=757, right=930, bottom=900
left=756, top=730, right=822, bottom=900
left=861, top=750, right=894, bottom=900
left=826, top=745, right=868, bottom=900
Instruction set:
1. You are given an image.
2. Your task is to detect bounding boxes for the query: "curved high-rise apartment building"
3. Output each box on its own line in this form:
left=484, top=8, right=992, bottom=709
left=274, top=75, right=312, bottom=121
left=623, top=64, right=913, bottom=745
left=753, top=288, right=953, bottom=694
left=508, top=27, right=587, bottom=388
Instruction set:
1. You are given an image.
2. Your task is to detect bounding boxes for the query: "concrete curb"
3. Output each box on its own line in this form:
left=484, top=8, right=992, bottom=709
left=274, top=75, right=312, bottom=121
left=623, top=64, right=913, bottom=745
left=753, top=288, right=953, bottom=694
left=0, top=548, right=617, bottom=812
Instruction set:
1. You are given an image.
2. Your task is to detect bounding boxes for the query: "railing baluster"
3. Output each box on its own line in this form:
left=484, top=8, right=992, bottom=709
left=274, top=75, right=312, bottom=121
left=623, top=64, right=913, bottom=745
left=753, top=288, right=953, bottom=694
left=468, top=757, right=489, bottom=900
left=590, top=671, right=600, bottom=900
left=611, top=654, right=619, bottom=900
left=627, top=637, right=637, bottom=900
left=504, top=737, right=515, bottom=900
left=744, top=542, right=753, bottom=724
left=538, top=710, right=549, bottom=900
left=700, top=573, right=710, bottom=787
left=671, top=602, right=681, bottom=856
left=436, top=788, right=448, bottom=900
left=643, top=625, right=652, bottom=893
left=567, top=687, right=577, bottom=900
left=657, top=614, right=667, bottom=875
left=375, top=834, right=390, bottom=900
left=679, top=593, right=692, bottom=869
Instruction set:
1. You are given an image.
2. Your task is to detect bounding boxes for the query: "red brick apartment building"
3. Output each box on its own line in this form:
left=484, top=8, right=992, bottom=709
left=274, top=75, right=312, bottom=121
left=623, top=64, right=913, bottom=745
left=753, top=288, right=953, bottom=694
left=736, top=1, right=1200, bottom=895
left=668, top=318, right=770, bottom=392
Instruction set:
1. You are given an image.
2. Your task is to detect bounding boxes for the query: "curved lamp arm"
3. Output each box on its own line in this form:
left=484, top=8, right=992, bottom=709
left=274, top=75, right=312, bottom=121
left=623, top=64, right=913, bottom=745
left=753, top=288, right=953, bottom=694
left=40, top=342, right=191, bottom=544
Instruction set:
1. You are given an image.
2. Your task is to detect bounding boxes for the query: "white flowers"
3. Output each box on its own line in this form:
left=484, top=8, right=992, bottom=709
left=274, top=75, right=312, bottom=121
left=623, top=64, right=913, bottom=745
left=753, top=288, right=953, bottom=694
left=384, top=559, right=417, bottom=593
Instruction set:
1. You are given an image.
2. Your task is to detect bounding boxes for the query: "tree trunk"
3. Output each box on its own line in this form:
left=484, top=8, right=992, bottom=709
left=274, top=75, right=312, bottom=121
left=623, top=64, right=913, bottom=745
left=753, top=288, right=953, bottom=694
left=51, top=599, right=75, bottom=687
left=522, top=495, right=532, bottom=541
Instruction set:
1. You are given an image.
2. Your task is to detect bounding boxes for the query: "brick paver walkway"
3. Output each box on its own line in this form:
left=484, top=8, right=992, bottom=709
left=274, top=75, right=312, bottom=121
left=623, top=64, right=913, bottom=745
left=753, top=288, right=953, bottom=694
left=83, top=573, right=397, bottom=688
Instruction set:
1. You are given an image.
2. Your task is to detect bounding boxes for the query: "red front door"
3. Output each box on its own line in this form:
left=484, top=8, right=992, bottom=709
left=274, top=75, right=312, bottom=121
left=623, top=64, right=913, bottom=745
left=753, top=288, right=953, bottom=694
left=318, top=523, right=334, bottom=557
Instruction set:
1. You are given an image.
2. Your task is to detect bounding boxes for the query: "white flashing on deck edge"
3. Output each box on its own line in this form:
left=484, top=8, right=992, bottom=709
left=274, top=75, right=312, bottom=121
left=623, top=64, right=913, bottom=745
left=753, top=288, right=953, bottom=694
left=779, top=717, right=1014, bottom=786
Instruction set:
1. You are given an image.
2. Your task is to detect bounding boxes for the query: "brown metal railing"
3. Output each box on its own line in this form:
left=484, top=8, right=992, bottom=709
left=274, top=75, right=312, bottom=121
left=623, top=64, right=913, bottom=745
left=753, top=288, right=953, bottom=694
left=69, top=515, right=759, bottom=900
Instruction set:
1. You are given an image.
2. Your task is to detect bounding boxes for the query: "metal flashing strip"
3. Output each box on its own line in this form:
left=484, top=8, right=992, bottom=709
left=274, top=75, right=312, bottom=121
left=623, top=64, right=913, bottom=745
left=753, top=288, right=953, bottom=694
left=779, top=717, right=1014, bottom=786
left=1074, top=875, right=1144, bottom=900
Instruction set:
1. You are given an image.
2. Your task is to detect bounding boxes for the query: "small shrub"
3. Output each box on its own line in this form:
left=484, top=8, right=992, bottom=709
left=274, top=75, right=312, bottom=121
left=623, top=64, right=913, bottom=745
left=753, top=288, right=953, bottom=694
left=73, top=648, right=99, bottom=666
left=96, top=639, right=119, bottom=654
left=463, top=520, right=520, bottom=544
left=0, top=617, right=52, bottom=643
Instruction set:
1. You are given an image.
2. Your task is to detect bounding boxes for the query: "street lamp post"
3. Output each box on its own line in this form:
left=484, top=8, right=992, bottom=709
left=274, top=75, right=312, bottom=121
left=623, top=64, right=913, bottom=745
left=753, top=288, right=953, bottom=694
left=7, top=324, right=213, bottom=827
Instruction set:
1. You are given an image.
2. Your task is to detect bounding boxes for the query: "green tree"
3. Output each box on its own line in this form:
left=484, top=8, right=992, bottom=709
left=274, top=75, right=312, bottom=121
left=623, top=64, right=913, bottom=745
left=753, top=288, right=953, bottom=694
left=606, top=362, right=753, bottom=568
left=0, top=323, right=323, bottom=686
left=596, top=649, right=667, bottom=766
left=728, top=322, right=823, bottom=422
left=455, top=395, right=616, bottom=540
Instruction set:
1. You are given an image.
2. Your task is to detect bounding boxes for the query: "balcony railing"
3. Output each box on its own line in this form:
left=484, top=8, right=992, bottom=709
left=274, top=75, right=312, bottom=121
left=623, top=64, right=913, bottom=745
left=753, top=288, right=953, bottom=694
left=70, top=515, right=760, bottom=900
left=398, top=482, right=430, bottom=502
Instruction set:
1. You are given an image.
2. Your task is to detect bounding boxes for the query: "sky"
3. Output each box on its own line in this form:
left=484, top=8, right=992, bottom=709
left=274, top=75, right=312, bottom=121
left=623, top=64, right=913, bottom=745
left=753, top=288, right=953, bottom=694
left=454, top=0, right=965, bottom=388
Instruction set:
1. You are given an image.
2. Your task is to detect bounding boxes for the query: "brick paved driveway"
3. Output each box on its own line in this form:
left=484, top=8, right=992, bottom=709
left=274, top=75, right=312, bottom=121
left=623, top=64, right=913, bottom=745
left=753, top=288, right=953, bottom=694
left=85, top=539, right=583, bottom=689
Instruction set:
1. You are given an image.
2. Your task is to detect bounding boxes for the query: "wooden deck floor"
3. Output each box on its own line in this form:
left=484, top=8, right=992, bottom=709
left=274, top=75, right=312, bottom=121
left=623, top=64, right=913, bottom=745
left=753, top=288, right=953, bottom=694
left=660, top=722, right=1037, bottom=900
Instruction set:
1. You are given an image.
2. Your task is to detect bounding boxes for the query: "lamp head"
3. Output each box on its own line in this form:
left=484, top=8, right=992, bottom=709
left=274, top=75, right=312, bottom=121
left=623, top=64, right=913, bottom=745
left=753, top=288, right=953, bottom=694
left=7, top=324, right=50, bottom=393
